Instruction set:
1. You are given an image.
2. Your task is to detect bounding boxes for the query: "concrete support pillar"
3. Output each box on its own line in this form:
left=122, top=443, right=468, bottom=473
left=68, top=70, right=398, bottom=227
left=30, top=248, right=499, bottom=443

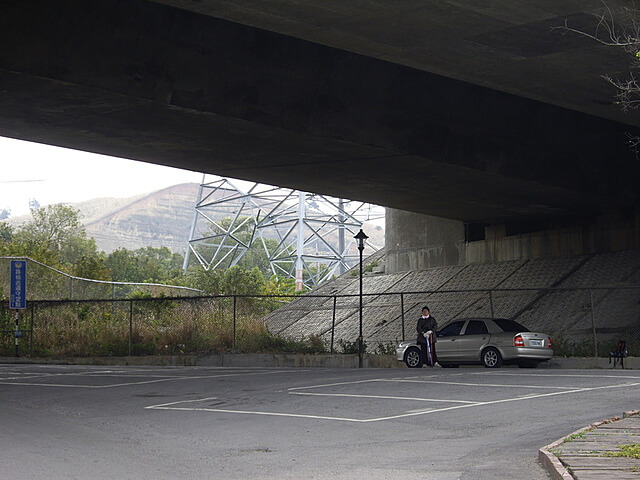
left=385, top=208, right=465, bottom=273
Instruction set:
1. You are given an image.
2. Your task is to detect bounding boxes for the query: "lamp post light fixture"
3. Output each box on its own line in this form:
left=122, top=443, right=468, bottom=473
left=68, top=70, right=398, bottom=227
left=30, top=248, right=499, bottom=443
left=354, top=229, right=368, bottom=368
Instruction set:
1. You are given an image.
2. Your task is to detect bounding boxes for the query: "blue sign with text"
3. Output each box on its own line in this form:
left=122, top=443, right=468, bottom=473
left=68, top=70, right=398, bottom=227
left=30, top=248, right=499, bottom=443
left=10, top=260, right=27, bottom=309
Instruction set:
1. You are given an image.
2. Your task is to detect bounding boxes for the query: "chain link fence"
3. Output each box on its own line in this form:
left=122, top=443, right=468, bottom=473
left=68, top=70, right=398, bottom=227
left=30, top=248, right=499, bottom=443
left=267, top=286, right=640, bottom=357
left=0, top=286, right=638, bottom=358
left=0, top=295, right=285, bottom=357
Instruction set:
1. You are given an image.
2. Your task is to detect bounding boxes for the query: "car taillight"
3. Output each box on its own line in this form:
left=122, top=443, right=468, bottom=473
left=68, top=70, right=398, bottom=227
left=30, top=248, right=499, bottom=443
left=514, top=335, right=525, bottom=347
left=547, top=337, right=553, bottom=348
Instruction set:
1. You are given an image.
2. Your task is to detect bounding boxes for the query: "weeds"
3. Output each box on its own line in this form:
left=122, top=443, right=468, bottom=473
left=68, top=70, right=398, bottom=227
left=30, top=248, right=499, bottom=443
left=337, top=338, right=367, bottom=354
left=373, top=341, right=397, bottom=355
left=349, top=261, right=379, bottom=277
left=565, top=431, right=587, bottom=442
left=604, top=444, right=640, bottom=459
left=235, top=319, right=326, bottom=354
left=1, top=298, right=329, bottom=357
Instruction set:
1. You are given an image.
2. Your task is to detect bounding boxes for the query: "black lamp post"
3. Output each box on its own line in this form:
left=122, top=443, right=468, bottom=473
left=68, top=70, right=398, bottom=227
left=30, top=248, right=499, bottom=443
left=354, top=229, right=368, bottom=368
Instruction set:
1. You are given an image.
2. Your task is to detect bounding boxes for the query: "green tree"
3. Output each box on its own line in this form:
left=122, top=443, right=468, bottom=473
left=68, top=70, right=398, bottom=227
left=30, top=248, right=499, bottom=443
left=237, top=237, right=280, bottom=276
left=264, top=275, right=299, bottom=296
left=223, top=266, right=266, bottom=295
left=106, top=246, right=184, bottom=283
left=191, top=265, right=266, bottom=295
left=1, top=235, right=59, bottom=266
left=72, top=254, right=111, bottom=281
left=10, top=204, right=100, bottom=268
left=135, top=246, right=183, bottom=283
left=189, top=268, right=224, bottom=294
left=18, top=204, right=84, bottom=250
left=1, top=205, right=110, bottom=281
left=104, top=248, right=139, bottom=282
left=0, top=221, right=13, bottom=244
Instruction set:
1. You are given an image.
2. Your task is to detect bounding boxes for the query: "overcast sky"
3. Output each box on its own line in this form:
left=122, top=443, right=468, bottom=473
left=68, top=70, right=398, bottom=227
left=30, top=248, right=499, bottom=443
left=1, top=136, right=385, bottom=231
left=1, top=136, right=203, bottom=217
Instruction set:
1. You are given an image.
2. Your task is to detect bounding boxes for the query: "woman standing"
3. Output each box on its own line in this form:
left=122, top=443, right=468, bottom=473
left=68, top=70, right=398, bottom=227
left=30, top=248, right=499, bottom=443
left=416, top=305, right=440, bottom=367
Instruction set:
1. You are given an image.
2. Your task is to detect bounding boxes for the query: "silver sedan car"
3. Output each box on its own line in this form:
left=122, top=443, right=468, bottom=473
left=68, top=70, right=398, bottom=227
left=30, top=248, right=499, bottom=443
left=396, top=317, right=553, bottom=368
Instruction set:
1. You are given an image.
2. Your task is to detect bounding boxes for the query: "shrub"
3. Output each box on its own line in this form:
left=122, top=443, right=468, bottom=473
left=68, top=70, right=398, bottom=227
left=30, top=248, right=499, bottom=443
left=235, top=319, right=327, bottom=354
left=373, top=341, right=397, bottom=355
left=337, top=338, right=367, bottom=354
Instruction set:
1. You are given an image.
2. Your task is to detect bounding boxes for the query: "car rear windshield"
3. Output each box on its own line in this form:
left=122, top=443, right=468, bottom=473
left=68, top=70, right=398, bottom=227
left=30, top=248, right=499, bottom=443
left=493, top=318, right=529, bottom=332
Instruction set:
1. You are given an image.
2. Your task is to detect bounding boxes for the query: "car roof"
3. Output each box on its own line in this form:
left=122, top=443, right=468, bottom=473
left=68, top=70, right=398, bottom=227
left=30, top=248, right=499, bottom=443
left=440, top=317, right=504, bottom=326
left=439, top=318, right=529, bottom=333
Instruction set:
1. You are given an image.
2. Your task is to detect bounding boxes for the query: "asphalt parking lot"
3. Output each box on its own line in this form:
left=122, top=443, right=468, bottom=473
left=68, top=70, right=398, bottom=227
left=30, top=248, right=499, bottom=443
left=1, top=364, right=639, bottom=479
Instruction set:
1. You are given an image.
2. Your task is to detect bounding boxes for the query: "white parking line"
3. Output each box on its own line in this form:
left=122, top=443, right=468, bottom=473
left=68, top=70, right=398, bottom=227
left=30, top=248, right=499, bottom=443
left=378, top=378, right=579, bottom=390
left=364, top=381, right=640, bottom=422
left=289, top=391, right=477, bottom=404
left=9, top=367, right=639, bottom=424
left=146, top=397, right=220, bottom=407
left=145, top=398, right=365, bottom=423
left=0, top=369, right=302, bottom=388
left=288, top=378, right=392, bottom=391
left=473, top=372, right=640, bottom=380
left=145, top=379, right=640, bottom=423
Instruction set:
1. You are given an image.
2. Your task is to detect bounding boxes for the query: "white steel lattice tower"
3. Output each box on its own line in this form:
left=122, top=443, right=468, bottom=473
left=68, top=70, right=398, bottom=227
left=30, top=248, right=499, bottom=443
left=184, top=175, right=383, bottom=290
left=182, top=176, right=258, bottom=271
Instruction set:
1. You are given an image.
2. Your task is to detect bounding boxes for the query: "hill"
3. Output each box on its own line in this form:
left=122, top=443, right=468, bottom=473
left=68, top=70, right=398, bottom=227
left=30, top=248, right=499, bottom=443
left=7, top=182, right=385, bottom=255
left=82, top=183, right=199, bottom=253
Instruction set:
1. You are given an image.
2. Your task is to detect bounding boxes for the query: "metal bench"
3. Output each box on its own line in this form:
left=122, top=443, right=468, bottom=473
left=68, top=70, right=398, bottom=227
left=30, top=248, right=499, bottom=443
left=609, top=340, right=628, bottom=369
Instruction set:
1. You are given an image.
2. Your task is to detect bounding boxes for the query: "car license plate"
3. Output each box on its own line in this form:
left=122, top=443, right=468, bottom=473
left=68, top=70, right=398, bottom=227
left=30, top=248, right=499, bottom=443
left=530, top=339, right=542, bottom=347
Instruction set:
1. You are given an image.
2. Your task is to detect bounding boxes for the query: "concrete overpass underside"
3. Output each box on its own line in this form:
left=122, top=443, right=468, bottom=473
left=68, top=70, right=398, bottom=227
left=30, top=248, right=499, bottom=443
left=1, top=1, right=640, bottom=270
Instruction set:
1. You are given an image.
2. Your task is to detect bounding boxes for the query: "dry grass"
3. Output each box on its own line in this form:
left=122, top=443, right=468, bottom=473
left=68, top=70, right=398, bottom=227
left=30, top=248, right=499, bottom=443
left=6, top=298, right=325, bottom=357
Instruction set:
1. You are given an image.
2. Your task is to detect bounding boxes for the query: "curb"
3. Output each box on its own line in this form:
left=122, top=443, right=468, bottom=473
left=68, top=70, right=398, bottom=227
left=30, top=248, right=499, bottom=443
left=0, top=353, right=402, bottom=368
left=0, top=355, right=638, bottom=369
left=538, top=410, right=640, bottom=480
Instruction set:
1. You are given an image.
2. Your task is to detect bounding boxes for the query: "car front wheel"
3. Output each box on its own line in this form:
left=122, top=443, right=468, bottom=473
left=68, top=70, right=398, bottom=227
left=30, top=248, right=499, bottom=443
left=482, top=347, right=503, bottom=368
left=404, top=347, right=423, bottom=368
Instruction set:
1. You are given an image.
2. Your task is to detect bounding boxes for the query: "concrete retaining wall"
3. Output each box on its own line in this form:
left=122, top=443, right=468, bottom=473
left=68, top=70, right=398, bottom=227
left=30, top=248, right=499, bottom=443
left=385, top=208, right=640, bottom=273
left=466, top=214, right=640, bottom=264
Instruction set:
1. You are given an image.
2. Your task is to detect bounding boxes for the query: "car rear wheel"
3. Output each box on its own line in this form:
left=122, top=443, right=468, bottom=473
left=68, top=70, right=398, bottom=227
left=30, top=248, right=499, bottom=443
left=404, top=347, right=423, bottom=368
left=482, top=347, right=503, bottom=368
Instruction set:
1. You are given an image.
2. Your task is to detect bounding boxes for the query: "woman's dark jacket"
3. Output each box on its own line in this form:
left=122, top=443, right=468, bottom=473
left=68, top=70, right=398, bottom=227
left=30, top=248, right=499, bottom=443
left=416, top=316, right=437, bottom=344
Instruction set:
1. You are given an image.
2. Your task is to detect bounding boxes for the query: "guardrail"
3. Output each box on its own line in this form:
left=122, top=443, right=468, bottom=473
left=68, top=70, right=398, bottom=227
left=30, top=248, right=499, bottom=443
left=0, top=256, right=203, bottom=300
